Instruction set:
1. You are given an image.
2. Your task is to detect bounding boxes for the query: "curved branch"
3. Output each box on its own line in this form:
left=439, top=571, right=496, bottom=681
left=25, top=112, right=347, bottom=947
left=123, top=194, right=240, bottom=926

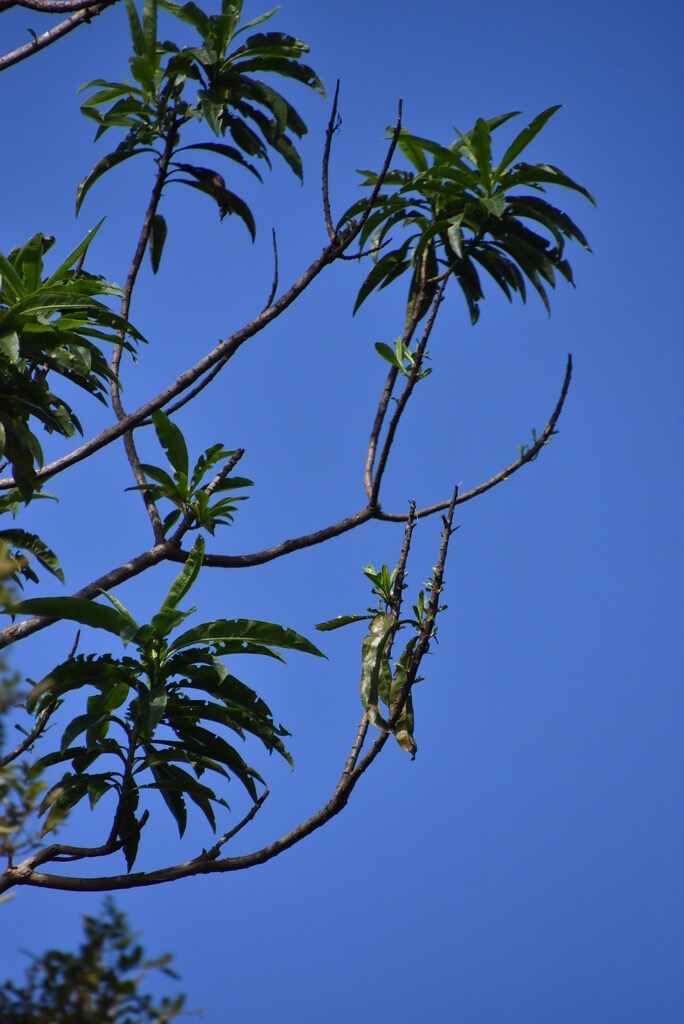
left=321, top=80, right=341, bottom=241
left=0, top=487, right=458, bottom=896
left=376, top=353, right=574, bottom=521
left=0, top=356, right=571, bottom=651
left=0, top=0, right=118, bottom=72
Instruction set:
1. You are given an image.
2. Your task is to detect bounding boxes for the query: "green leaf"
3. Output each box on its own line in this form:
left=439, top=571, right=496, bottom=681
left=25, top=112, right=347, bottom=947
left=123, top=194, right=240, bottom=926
left=159, top=0, right=212, bottom=38
left=14, top=595, right=134, bottom=637
left=76, top=144, right=153, bottom=215
left=468, top=117, right=493, bottom=191
left=360, top=613, right=395, bottom=732
left=315, top=614, right=372, bottom=632
left=168, top=617, right=325, bottom=658
left=374, top=342, right=403, bottom=370
left=125, top=0, right=146, bottom=56
left=26, top=654, right=137, bottom=712
left=158, top=535, right=205, bottom=619
left=151, top=410, right=189, bottom=479
left=142, top=0, right=158, bottom=64
left=353, top=239, right=413, bottom=315
left=176, top=141, right=264, bottom=181
left=496, top=105, right=562, bottom=176
left=0, top=528, right=64, bottom=583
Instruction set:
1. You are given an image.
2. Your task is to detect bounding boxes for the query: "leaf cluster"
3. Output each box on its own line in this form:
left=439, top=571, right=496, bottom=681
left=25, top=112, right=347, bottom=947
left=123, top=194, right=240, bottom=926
left=0, top=225, right=143, bottom=500
left=341, top=107, right=595, bottom=325
left=128, top=410, right=252, bottom=536
left=14, top=537, right=324, bottom=869
left=317, top=561, right=440, bottom=759
left=0, top=897, right=188, bottom=1023
left=77, top=0, right=325, bottom=248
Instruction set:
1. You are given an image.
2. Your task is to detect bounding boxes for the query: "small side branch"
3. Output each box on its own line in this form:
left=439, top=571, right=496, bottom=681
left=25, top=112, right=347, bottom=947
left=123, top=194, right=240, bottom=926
left=0, top=700, right=57, bottom=769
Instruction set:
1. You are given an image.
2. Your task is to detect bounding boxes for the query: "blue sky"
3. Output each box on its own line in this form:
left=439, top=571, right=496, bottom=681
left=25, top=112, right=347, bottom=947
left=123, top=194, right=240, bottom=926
left=1, top=1, right=683, bottom=1021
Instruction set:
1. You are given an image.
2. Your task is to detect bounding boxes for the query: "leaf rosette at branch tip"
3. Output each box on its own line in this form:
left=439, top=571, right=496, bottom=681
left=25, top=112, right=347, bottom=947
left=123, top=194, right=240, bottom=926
left=0, top=224, right=145, bottom=502
left=11, top=536, right=325, bottom=870
left=125, top=409, right=253, bottom=536
left=76, top=0, right=325, bottom=255
left=340, top=106, right=595, bottom=326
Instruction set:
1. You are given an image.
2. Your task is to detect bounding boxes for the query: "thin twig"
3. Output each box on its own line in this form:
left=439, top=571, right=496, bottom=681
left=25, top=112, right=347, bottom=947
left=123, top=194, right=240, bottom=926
left=14, top=0, right=109, bottom=10
left=363, top=257, right=442, bottom=500
left=0, top=356, right=571, bottom=652
left=262, top=229, right=279, bottom=310
left=194, top=791, right=269, bottom=862
left=321, top=80, right=341, bottom=241
left=0, top=700, right=57, bottom=769
left=110, top=129, right=179, bottom=543
left=364, top=366, right=398, bottom=500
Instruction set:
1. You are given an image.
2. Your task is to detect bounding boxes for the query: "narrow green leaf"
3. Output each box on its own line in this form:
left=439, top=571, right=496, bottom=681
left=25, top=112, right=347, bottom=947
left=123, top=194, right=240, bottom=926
left=360, top=613, right=395, bottom=732
left=496, top=105, right=562, bottom=177
left=315, top=614, right=371, bottom=632
left=374, top=342, right=403, bottom=370
left=151, top=410, right=189, bottom=479
left=142, top=0, right=158, bottom=64
left=13, top=595, right=134, bottom=636
left=158, top=535, right=205, bottom=618
left=76, top=145, right=152, bottom=215
left=125, top=0, right=146, bottom=56
left=169, top=617, right=325, bottom=657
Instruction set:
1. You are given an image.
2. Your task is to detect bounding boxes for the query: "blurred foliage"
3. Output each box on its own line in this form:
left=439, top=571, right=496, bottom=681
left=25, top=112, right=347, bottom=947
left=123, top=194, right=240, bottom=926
left=0, top=897, right=190, bottom=1023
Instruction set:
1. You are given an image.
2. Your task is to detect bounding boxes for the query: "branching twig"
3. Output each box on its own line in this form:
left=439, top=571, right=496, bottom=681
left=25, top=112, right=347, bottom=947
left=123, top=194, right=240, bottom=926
left=0, top=357, right=571, bottom=652
left=0, top=494, right=456, bottom=895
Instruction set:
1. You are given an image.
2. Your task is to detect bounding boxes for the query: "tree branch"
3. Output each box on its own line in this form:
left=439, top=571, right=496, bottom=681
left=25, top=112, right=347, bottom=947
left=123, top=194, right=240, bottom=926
left=375, top=353, right=574, bottom=521
left=0, top=356, right=571, bottom=652
left=321, top=80, right=341, bottom=241
left=0, top=0, right=118, bottom=72
left=0, top=491, right=456, bottom=896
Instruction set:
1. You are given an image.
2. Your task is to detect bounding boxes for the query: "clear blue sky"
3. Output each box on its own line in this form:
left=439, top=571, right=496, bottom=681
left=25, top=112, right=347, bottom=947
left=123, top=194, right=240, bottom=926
left=2, top=1, right=683, bottom=1022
